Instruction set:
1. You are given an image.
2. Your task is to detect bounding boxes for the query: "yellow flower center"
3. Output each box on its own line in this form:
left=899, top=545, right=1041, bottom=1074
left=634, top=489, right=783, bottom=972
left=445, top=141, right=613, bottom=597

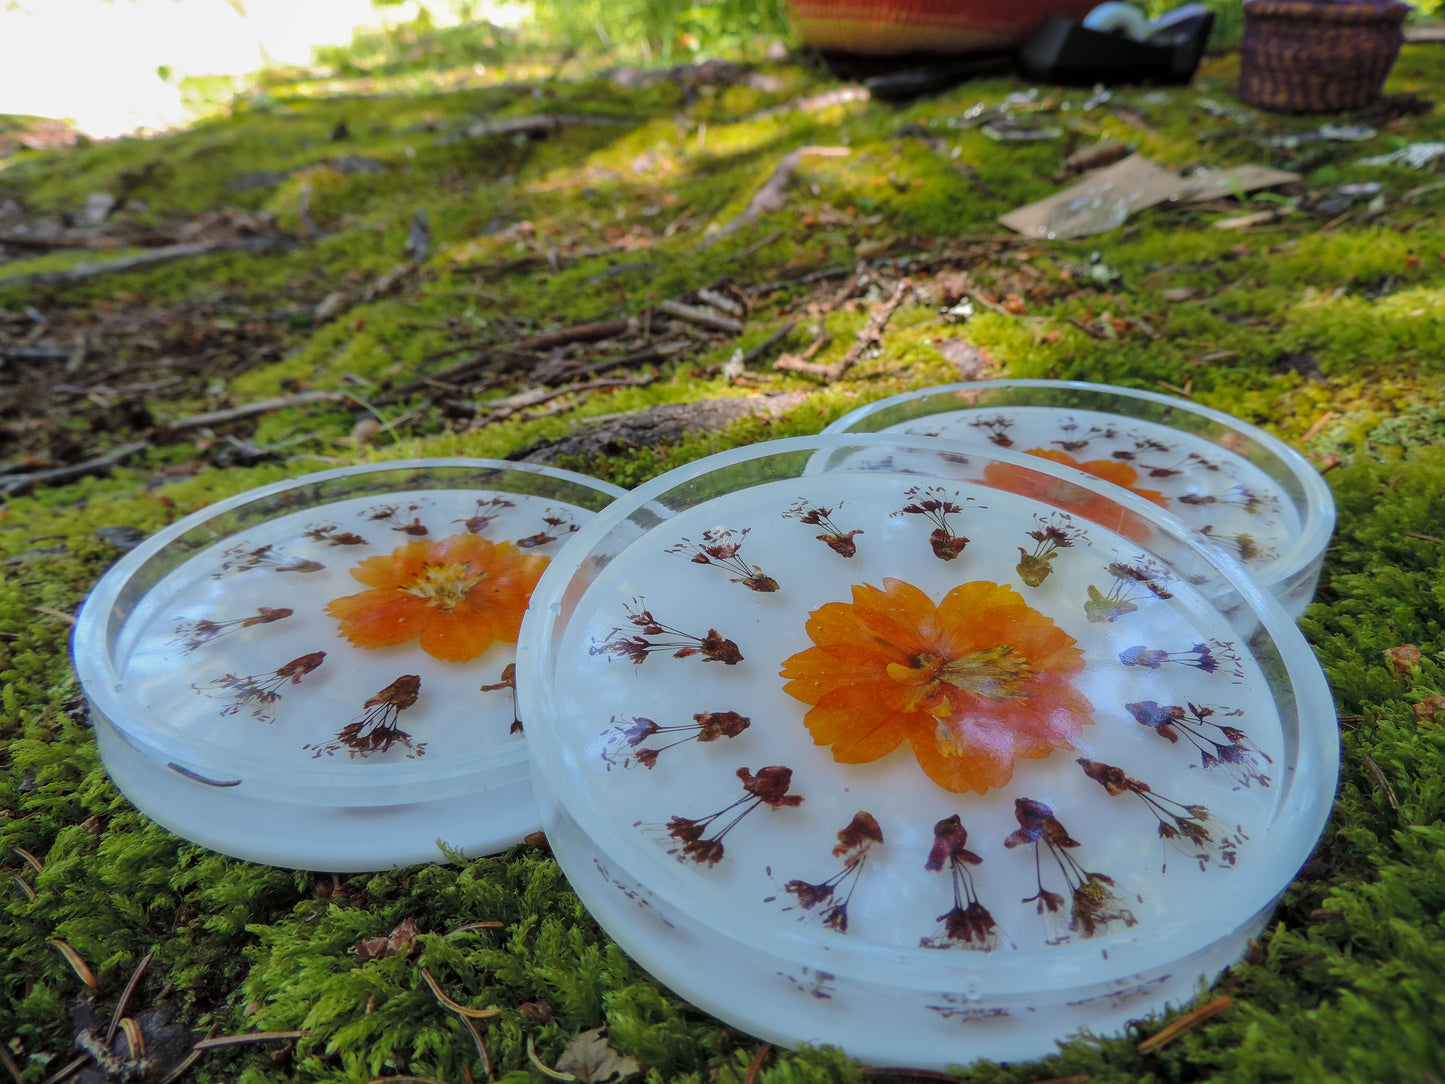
left=406, top=562, right=484, bottom=610
left=886, top=645, right=1031, bottom=703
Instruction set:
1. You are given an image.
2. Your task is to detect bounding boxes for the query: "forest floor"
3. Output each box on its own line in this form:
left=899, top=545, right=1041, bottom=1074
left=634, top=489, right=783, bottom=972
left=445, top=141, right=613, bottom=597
left=2, top=17, right=1445, bottom=1084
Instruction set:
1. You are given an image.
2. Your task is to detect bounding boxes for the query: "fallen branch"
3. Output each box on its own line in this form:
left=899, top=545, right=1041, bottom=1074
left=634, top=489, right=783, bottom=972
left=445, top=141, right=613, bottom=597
left=0, top=440, right=149, bottom=498
left=508, top=393, right=807, bottom=465
left=775, top=278, right=911, bottom=382
left=0, top=236, right=296, bottom=289
left=452, top=113, right=631, bottom=141
left=655, top=298, right=744, bottom=335
left=698, top=146, right=850, bottom=250
left=705, top=317, right=798, bottom=376
left=747, top=87, right=870, bottom=121
left=722, top=228, right=783, bottom=264
left=454, top=374, right=657, bottom=426
left=537, top=338, right=690, bottom=384
left=391, top=319, right=634, bottom=398
left=165, top=391, right=352, bottom=431
left=748, top=263, right=854, bottom=298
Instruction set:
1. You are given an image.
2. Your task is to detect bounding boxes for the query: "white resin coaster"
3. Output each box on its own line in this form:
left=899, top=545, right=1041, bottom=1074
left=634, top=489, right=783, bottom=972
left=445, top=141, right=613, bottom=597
left=824, top=380, right=1335, bottom=618
left=516, top=436, right=1338, bottom=1070
left=73, top=459, right=624, bottom=871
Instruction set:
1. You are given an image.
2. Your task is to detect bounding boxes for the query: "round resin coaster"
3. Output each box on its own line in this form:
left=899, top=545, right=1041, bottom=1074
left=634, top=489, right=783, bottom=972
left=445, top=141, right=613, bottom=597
left=73, top=459, right=625, bottom=871
left=824, top=380, right=1335, bottom=618
left=516, top=436, right=1337, bottom=1069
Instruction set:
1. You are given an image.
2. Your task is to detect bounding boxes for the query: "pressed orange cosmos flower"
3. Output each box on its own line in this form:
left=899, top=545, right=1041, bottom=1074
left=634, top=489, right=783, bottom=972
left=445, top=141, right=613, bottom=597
left=780, top=578, right=1092, bottom=794
left=987, top=447, right=1169, bottom=508
left=325, top=533, right=548, bottom=663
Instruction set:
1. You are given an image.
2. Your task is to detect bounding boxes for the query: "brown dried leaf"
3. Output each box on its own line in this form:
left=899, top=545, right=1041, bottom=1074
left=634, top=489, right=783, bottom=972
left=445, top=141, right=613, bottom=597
left=1413, top=694, right=1445, bottom=724
left=555, top=1028, right=640, bottom=1083
left=1384, top=643, right=1423, bottom=675
left=356, top=917, right=421, bottom=963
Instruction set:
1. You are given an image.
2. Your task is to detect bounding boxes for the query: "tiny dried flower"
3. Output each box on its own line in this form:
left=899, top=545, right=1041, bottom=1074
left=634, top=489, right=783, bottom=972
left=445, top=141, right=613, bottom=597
left=784, top=498, right=864, bottom=558
left=213, top=543, right=324, bottom=578
left=193, top=651, right=325, bottom=724
left=1077, top=758, right=1247, bottom=870
left=171, top=606, right=293, bottom=652
left=920, top=814, right=996, bottom=950
left=657, top=765, right=803, bottom=866
left=667, top=528, right=779, bottom=592
left=1126, top=700, right=1272, bottom=787
left=1084, top=559, right=1173, bottom=623
left=782, top=811, right=883, bottom=933
left=1047, top=416, right=1116, bottom=454
left=1199, top=525, right=1276, bottom=564
left=591, top=598, right=743, bottom=666
left=601, top=710, right=750, bottom=770
left=516, top=509, right=579, bottom=549
left=479, top=662, right=522, bottom=734
left=306, top=674, right=425, bottom=759
left=968, top=414, right=1015, bottom=448
left=1004, top=797, right=1135, bottom=939
left=364, top=502, right=429, bottom=536
left=457, top=496, right=516, bottom=535
left=897, top=485, right=971, bottom=560
left=1119, top=639, right=1243, bottom=682
left=305, top=525, right=368, bottom=546
left=1015, top=512, right=1088, bottom=588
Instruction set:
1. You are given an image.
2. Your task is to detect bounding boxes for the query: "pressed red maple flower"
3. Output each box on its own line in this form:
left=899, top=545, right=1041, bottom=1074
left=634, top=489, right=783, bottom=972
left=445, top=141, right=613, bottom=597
left=780, top=578, right=1093, bottom=794
left=325, top=533, right=548, bottom=663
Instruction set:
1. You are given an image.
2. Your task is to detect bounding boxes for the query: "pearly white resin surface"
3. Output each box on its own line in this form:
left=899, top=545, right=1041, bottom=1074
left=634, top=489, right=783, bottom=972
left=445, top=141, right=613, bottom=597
left=881, top=405, right=1299, bottom=567
left=75, top=460, right=623, bottom=869
left=549, top=474, right=1281, bottom=954
left=519, top=435, right=1339, bottom=1067
left=112, top=489, right=568, bottom=788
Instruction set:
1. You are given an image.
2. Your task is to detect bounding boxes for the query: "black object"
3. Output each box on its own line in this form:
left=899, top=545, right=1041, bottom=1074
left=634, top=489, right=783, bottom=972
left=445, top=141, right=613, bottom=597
left=1017, top=4, right=1214, bottom=86
left=862, top=54, right=1015, bottom=102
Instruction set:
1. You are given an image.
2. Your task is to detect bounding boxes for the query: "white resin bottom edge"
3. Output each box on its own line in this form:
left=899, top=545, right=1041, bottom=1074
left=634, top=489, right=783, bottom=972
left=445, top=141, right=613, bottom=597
left=538, top=785, right=1269, bottom=1070
left=92, top=709, right=536, bottom=871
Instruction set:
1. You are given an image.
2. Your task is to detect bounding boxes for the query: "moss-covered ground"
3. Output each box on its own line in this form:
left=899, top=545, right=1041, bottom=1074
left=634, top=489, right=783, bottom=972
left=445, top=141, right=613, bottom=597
left=3, top=17, right=1445, bottom=1084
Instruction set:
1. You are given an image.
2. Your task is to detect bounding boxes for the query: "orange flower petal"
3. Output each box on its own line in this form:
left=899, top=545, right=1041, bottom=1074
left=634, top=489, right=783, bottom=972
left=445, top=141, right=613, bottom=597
left=418, top=603, right=499, bottom=662
left=430, top=532, right=495, bottom=569
left=326, top=533, right=549, bottom=663
left=909, top=716, right=1021, bottom=793
left=327, top=590, right=431, bottom=648
left=803, top=701, right=917, bottom=762
left=348, top=539, right=437, bottom=589
left=780, top=578, right=1094, bottom=794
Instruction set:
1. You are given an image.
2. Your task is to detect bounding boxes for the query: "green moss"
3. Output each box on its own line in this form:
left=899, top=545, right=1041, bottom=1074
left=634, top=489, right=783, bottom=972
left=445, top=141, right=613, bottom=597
left=5, top=14, right=1445, bottom=1084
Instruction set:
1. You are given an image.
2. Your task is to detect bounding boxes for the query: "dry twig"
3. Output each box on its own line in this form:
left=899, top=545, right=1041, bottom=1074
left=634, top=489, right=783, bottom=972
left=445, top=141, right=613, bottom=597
left=1136, top=995, right=1234, bottom=1053
left=0, top=440, right=149, bottom=497
left=0, top=237, right=294, bottom=288
left=165, top=391, right=352, bottom=431
left=775, top=278, right=911, bottom=381
left=698, top=146, right=850, bottom=250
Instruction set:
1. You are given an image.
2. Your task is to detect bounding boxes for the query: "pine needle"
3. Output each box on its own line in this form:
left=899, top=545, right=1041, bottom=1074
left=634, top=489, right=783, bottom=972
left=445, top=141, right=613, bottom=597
left=743, top=1042, right=771, bottom=1084
left=47, top=939, right=97, bottom=987
left=1137, top=995, right=1234, bottom=1053
left=525, top=1035, right=577, bottom=1082
left=106, top=950, right=153, bottom=1043
left=192, top=1030, right=305, bottom=1051
left=420, top=968, right=503, bottom=1019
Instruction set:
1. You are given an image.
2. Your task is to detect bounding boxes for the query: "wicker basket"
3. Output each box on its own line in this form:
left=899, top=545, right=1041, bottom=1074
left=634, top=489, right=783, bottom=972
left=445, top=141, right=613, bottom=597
left=1238, top=0, right=1410, bottom=113
left=786, top=0, right=1098, bottom=56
